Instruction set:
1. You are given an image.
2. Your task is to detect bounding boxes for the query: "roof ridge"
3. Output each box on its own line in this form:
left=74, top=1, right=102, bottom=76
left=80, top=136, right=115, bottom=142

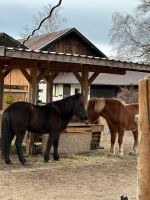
left=18, top=28, right=73, bottom=50
left=19, top=28, right=72, bottom=41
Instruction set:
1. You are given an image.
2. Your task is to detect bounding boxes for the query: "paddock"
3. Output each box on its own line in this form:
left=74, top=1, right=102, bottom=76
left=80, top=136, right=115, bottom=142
left=0, top=130, right=137, bottom=200
left=1, top=46, right=150, bottom=199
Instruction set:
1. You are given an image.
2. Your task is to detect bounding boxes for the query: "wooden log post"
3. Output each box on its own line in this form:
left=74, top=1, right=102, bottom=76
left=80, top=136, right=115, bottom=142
left=42, top=72, right=58, bottom=154
left=26, top=66, right=38, bottom=155
left=0, top=68, right=4, bottom=110
left=137, top=76, right=150, bottom=200
left=81, top=70, right=89, bottom=104
left=0, top=68, right=4, bottom=158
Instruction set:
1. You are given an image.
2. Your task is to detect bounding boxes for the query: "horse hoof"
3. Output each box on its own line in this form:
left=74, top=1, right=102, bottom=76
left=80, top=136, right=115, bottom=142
left=44, top=159, right=50, bottom=163
left=5, top=159, right=12, bottom=164
left=96, top=145, right=104, bottom=150
left=54, top=157, right=60, bottom=161
left=53, top=154, right=60, bottom=161
left=107, top=153, right=115, bottom=157
left=118, top=152, right=123, bottom=157
left=44, top=157, right=50, bottom=163
left=129, top=152, right=136, bottom=156
left=21, top=161, right=27, bottom=165
left=44, top=154, right=50, bottom=162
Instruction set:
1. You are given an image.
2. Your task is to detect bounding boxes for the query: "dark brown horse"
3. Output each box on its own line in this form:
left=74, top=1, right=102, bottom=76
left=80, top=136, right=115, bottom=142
left=1, top=93, right=88, bottom=164
left=87, top=97, right=139, bottom=156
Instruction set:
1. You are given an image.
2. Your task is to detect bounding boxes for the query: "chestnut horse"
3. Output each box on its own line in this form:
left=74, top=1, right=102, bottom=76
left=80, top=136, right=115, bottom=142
left=87, top=97, right=139, bottom=156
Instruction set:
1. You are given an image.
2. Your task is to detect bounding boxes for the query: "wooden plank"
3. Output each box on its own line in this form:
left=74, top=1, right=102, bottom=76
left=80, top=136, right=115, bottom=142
left=68, top=122, right=91, bottom=127
left=65, top=127, right=92, bottom=133
left=92, top=125, right=104, bottom=132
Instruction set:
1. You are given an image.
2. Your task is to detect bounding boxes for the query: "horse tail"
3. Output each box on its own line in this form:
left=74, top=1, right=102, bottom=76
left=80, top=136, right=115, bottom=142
left=1, top=111, right=12, bottom=163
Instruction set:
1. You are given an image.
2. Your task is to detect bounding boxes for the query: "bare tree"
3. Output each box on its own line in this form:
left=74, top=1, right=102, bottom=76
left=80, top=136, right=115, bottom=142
left=20, top=4, right=66, bottom=38
left=110, top=0, right=150, bottom=63
left=116, top=86, right=138, bottom=104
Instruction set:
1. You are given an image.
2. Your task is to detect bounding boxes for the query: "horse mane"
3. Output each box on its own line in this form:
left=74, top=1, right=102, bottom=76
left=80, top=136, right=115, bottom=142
left=113, top=98, right=127, bottom=106
left=89, top=97, right=106, bottom=113
left=89, top=97, right=129, bottom=114
left=51, top=93, right=82, bottom=112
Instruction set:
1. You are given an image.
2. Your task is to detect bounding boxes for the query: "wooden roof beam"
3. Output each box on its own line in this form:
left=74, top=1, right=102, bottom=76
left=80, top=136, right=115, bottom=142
left=37, top=68, right=51, bottom=82
left=20, top=68, right=32, bottom=83
left=73, top=72, right=82, bottom=84
left=88, top=72, right=100, bottom=85
left=3, top=47, right=150, bottom=72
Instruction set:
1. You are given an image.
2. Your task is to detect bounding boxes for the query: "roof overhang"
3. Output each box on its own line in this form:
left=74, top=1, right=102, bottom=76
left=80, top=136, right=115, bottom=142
left=0, top=46, right=150, bottom=75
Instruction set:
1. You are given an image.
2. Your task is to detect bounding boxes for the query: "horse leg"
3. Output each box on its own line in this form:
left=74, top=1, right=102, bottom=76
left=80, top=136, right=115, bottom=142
left=110, top=131, right=117, bottom=155
left=129, top=130, right=138, bottom=155
left=15, top=131, right=26, bottom=165
left=4, top=132, right=15, bottom=164
left=118, top=129, right=124, bottom=157
left=53, top=134, right=60, bottom=161
left=44, top=134, right=55, bottom=162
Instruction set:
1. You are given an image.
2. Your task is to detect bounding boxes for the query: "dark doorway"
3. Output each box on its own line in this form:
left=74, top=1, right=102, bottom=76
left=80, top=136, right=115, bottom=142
left=63, top=84, right=71, bottom=98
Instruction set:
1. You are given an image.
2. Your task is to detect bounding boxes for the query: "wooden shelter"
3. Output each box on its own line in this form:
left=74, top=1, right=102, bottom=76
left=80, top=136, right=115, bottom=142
left=1, top=28, right=108, bottom=106
left=0, top=29, right=150, bottom=156
left=1, top=44, right=150, bottom=200
left=0, top=46, right=150, bottom=108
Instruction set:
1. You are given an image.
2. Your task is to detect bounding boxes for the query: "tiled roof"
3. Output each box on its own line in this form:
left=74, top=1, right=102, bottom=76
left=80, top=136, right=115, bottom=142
left=0, top=32, right=24, bottom=47
left=18, top=28, right=73, bottom=50
left=54, top=71, right=150, bottom=85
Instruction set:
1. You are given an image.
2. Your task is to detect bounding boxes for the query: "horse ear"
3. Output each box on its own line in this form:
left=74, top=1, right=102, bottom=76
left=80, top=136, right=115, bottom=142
left=75, top=92, right=81, bottom=100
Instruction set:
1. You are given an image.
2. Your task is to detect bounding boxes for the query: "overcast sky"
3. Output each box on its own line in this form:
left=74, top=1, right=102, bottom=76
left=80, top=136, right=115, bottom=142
left=0, top=0, right=139, bottom=56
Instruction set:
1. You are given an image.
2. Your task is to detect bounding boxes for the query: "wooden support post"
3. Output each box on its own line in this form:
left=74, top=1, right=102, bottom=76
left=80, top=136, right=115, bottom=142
left=26, top=66, right=38, bottom=155
left=46, top=76, right=53, bottom=102
left=30, top=66, right=38, bottom=105
left=137, top=76, right=150, bottom=200
left=81, top=70, right=89, bottom=104
left=42, top=72, right=58, bottom=154
left=46, top=72, right=58, bottom=102
left=0, top=68, right=4, bottom=110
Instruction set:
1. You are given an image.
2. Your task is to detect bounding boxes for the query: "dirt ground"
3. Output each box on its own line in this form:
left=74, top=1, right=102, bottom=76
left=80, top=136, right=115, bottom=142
left=0, top=131, right=137, bottom=200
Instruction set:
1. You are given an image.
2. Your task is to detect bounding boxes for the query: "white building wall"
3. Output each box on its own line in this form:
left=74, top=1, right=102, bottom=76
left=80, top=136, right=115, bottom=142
left=38, top=82, right=47, bottom=103
left=38, top=82, right=90, bottom=103
left=53, top=84, right=63, bottom=101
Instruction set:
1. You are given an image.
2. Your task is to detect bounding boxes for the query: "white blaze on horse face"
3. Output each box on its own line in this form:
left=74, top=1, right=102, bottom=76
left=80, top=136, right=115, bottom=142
left=94, top=98, right=105, bottom=113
